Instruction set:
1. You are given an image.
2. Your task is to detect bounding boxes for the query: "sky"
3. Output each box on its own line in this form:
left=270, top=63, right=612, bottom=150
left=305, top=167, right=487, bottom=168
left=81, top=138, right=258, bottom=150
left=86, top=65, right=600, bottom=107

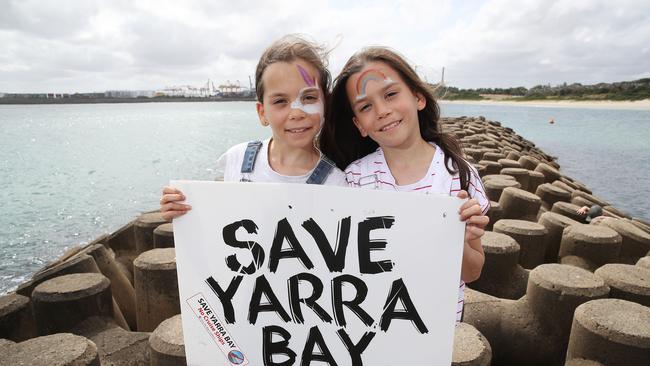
left=1, top=0, right=649, bottom=93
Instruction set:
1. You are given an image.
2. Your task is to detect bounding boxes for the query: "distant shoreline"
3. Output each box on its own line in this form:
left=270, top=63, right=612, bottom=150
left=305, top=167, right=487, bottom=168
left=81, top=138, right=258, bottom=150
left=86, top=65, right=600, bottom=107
left=440, top=98, right=650, bottom=110
left=2, top=96, right=649, bottom=110
left=0, top=96, right=256, bottom=105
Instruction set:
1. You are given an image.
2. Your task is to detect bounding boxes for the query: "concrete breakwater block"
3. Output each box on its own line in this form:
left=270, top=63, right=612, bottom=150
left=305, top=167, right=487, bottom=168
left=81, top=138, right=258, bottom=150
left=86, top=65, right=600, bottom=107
left=534, top=163, right=561, bottom=184
left=149, top=314, right=186, bottom=366
left=482, top=152, right=505, bottom=162
left=497, top=158, right=522, bottom=169
left=0, top=293, right=38, bottom=342
left=0, top=333, right=100, bottom=366
left=638, top=256, right=650, bottom=269
left=493, top=219, right=548, bottom=269
left=135, top=212, right=167, bottom=254
left=468, top=231, right=528, bottom=299
left=500, top=167, right=531, bottom=191
left=536, top=183, right=571, bottom=210
left=538, top=212, right=580, bottom=264
left=153, top=223, right=175, bottom=248
left=16, top=254, right=101, bottom=297
left=452, top=322, right=492, bottom=366
left=566, top=299, right=650, bottom=366
left=518, top=155, right=540, bottom=171
left=594, top=264, right=650, bottom=307
left=478, top=160, right=502, bottom=175
left=134, top=248, right=180, bottom=332
left=481, top=173, right=516, bottom=182
left=464, top=264, right=609, bottom=366
left=559, top=224, right=622, bottom=272
left=551, top=201, right=587, bottom=223
left=594, top=217, right=650, bottom=264
left=553, top=179, right=576, bottom=194
left=571, top=190, right=609, bottom=208
left=486, top=201, right=502, bottom=231
left=631, top=218, right=650, bottom=234
left=506, top=151, right=521, bottom=161
left=603, top=205, right=630, bottom=219
left=81, top=244, right=137, bottom=330
left=72, top=316, right=151, bottom=365
left=565, top=359, right=604, bottom=366
left=484, top=178, right=521, bottom=202
left=498, top=187, right=542, bottom=222
left=463, top=147, right=483, bottom=161
left=527, top=170, right=546, bottom=193
left=31, top=273, right=114, bottom=335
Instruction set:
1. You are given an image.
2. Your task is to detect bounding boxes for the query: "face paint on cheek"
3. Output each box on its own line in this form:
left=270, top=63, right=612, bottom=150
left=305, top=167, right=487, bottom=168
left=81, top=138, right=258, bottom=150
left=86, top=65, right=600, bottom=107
left=289, top=87, right=325, bottom=125
left=355, top=69, right=394, bottom=101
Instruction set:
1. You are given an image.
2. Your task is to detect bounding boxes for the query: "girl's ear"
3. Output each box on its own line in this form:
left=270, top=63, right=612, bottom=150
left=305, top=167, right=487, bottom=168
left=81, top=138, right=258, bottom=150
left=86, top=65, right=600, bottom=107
left=256, top=102, right=269, bottom=126
left=352, top=116, right=368, bottom=137
left=415, top=92, right=426, bottom=111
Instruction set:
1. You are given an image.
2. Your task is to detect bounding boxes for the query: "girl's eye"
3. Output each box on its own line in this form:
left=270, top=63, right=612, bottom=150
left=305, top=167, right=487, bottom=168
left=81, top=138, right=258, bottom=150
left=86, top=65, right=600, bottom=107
left=302, top=94, right=318, bottom=103
left=386, top=90, right=398, bottom=98
left=273, top=99, right=287, bottom=105
left=359, top=104, right=371, bottom=112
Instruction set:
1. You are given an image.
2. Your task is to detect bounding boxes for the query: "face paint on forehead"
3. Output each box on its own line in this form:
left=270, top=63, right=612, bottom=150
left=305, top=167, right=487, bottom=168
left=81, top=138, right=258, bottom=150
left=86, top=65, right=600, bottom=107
left=355, top=69, right=394, bottom=101
left=296, top=64, right=316, bottom=87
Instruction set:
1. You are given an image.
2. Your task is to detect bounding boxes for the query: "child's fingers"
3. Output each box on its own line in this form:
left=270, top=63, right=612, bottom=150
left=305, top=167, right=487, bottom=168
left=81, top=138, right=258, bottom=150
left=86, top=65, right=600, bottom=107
left=161, top=202, right=192, bottom=213
left=459, top=198, right=479, bottom=211
left=160, top=193, right=185, bottom=205
left=456, top=190, right=469, bottom=199
left=161, top=210, right=188, bottom=222
left=460, top=203, right=482, bottom=221
left=467, top=215, right=489, bottom=228
left=465, top=225, right=485, bottom=240
left=162, top=186, right=183, bottom=195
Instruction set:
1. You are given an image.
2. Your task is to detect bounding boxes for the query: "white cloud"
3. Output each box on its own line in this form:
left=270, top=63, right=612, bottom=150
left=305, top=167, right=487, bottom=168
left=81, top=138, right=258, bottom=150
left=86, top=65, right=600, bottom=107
left=0, top=0, right=648, bottom=92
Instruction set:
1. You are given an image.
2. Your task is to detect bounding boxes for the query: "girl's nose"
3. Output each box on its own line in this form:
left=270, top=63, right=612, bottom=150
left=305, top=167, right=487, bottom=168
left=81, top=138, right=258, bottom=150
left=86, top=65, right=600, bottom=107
left=288, top=107, right=306, bottom=120
left=375, top=101, right=391, bottom=119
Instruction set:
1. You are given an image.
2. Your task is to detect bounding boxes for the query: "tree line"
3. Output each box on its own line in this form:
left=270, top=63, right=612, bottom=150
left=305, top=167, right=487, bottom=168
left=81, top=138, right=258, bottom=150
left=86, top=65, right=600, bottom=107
left=438, top=78, right=650, bottom=101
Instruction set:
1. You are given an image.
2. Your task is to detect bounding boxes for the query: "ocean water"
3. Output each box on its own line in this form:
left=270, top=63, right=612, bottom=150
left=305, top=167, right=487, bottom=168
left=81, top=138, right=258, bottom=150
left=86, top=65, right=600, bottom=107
left=1, top=101, right=649, bottom=294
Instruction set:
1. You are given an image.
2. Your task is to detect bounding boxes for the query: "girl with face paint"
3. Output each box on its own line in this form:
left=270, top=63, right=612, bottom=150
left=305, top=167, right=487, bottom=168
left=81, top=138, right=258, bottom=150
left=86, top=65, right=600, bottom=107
left=320, top=47, right=489, bottom=322
left=160, top=35, right=347, bottom=221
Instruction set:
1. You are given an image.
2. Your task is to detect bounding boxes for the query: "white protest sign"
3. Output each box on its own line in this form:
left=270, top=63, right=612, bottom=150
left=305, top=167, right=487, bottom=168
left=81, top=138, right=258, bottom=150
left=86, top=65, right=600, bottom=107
left=171, top=181, right=465, bottom=366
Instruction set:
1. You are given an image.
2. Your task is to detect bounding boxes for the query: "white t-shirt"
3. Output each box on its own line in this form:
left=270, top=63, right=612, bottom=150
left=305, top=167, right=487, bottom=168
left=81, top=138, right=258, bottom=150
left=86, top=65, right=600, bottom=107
left=345, top=143, right=490, bottom=322
left=215, top=138, right=348, bottom=186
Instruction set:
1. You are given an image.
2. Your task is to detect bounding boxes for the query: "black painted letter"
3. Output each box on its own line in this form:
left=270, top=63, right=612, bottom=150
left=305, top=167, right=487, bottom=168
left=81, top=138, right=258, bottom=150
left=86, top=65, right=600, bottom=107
left=269, top=218, right=314, bottom=272
left=262, top=325, right=296, bottom=366
left=301, top=326, right=338, bottom=366
left=331, top=274, right=374, bottom=327
left=357, top=216, right=395, bottom=274
left=222, top=219, right=265, bottom=275
left=205, top=275, right=242, bottom=323
left=379, top=278, right=428, bottom=334
left=302, top=216, right=351, bottom=272
left=288, top=272, right=333, bottom=324
left=249, top=275, right=291, bottom=325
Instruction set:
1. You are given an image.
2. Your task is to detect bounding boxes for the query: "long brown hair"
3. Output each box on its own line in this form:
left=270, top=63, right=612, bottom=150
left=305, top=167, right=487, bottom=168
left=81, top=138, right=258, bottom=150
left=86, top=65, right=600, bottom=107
left=319, top=46, right=472, bottom=191
left=255, top=35, right=332, bottom=103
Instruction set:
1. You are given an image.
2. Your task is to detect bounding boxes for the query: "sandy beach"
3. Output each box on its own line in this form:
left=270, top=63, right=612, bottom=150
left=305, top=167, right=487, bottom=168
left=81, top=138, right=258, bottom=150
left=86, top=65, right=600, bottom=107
left=440, top=99, right=650, bottom=110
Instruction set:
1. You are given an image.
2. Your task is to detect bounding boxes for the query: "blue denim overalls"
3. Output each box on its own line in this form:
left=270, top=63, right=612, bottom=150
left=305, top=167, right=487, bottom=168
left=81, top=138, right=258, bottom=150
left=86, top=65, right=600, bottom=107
left=240, top=141, right=335, bottom=184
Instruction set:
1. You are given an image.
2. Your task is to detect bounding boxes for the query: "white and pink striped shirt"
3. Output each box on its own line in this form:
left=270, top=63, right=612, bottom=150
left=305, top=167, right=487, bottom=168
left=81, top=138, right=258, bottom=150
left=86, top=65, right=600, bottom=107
left=345, top=143, right=489, bottom=322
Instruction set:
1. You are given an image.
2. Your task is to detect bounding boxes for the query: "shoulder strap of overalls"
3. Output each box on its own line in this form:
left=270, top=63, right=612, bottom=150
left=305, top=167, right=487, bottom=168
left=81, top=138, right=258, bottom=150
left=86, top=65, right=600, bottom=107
left=306, top=155, right=336, bottom=185
left=240, top=140, right=263, bottom=182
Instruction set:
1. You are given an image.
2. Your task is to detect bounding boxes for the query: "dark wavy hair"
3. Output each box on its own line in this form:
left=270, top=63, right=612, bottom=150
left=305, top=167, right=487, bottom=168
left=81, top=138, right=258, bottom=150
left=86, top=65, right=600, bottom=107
left=319, top=46, right=471, bottom=191
left=255, top=35, right=332, bottom=104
